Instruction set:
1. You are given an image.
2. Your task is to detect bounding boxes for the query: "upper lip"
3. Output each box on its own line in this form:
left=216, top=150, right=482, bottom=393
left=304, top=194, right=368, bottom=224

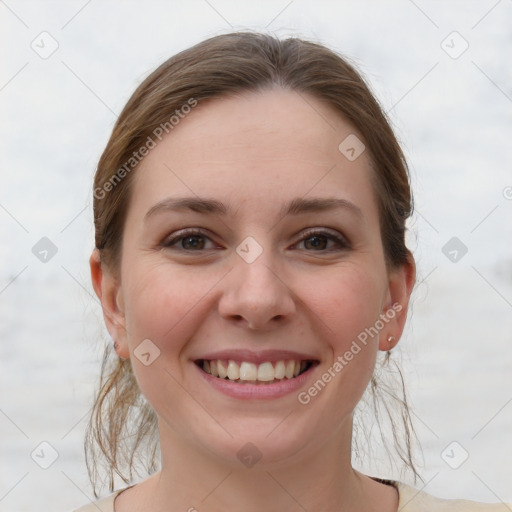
left=195, top=349, right=320, bottom=365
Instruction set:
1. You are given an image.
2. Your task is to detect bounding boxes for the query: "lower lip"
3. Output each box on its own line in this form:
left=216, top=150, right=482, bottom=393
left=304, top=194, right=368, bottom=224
left=194, top=362, right=317, bottom=400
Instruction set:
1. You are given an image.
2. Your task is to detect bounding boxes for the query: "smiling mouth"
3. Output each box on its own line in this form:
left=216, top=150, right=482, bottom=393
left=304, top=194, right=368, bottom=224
left=195, top=359, right=318, bottom=384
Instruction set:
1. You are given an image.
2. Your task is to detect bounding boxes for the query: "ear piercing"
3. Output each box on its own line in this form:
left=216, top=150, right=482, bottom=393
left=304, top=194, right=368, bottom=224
left=387, top=336, right=396, bottom=343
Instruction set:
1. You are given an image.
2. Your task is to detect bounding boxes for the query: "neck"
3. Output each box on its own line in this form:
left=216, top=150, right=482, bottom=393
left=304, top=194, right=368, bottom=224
left=118, top=416, right=396, bottom=512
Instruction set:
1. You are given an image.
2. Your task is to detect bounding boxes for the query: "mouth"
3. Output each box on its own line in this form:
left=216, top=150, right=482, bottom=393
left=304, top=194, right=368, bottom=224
left=194, top=358, right=318, bottom=385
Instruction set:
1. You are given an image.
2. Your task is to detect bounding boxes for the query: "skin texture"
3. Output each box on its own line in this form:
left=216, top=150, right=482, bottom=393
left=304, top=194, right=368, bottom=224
left=90, top=88, right=415, bottom=511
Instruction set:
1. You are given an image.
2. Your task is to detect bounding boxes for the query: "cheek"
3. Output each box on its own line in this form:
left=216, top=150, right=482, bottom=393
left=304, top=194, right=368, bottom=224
left=302, top=264, right=383, bottom=401
left=120, top=263, right=214, bottom=429
left=308, top=263, right=385, bottom=346
left=123, top=263, right=212, bottom=347
left=121, top=258, right=230, bottom=397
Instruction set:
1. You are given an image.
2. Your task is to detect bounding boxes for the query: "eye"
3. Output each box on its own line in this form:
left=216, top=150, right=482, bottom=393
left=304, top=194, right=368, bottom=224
left=294, top=229, right=350, bottom=252
left=161, top=228, right=351, bottom=253
left=161, top=229, right=217, bottom=251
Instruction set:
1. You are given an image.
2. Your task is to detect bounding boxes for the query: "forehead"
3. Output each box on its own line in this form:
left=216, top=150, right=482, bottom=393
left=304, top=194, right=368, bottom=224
left=131, top=88, right=378, bottom=223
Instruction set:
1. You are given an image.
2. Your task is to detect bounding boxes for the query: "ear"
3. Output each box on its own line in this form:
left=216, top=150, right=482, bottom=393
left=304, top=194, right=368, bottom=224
left=379, top=252, right=416, bottom=351
left=89, top=248, right=130, bottom=359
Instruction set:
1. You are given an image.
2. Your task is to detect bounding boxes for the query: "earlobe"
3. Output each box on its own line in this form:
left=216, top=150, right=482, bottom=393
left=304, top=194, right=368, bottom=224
left=89, top=249, right=130, bottom=359
left=379, top=253, right=416, bottom=351
left=380, top=335, right=398, bottom=351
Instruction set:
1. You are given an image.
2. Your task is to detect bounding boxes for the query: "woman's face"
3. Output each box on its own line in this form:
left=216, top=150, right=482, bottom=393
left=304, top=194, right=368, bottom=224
left=96, top=88, right=413, bottom=467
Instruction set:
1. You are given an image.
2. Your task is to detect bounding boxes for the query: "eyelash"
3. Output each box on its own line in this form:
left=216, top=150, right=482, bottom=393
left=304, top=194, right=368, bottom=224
left=161, top=228, right=351, bottom=253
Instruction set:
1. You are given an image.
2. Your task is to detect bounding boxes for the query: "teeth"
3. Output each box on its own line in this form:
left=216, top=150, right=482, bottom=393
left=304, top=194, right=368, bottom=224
left=217, top=360, right=228, bottom=379
left=274, top=360, right=285, bottom=379
left=239, top=362, right=257, bottom=380
left=227, top=360, right=240, bottom=380
left=257, top=362, right=275, bottom=381
left=285, top=360, right=295, bottom=379
left=201, top=359, right=310, bottom=382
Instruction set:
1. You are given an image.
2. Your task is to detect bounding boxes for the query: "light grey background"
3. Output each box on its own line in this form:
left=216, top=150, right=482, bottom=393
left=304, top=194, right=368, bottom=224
left=1, top=1, right=511, bottom=511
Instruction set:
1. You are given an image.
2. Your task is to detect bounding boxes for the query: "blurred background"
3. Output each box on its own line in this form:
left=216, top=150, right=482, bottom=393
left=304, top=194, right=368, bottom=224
left=1, top=1, right=511, bottom=510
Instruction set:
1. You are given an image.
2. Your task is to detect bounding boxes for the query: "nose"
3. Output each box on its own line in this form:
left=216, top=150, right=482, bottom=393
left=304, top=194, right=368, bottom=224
left=218, top=250, right=296, bottom=331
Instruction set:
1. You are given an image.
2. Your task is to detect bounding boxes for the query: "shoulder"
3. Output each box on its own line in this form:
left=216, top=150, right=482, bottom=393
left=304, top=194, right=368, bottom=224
left=72, top=489, right=125, bottom=512
left=395, top=481, right=511, bottom=511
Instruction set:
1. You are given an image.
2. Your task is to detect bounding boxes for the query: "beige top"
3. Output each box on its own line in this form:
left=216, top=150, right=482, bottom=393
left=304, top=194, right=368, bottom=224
left=73, top=479, right=511, bottom=511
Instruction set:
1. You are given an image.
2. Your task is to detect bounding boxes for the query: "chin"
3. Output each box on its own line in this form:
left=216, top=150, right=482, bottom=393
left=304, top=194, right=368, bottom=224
left=194, top=407, right=339, bottom=470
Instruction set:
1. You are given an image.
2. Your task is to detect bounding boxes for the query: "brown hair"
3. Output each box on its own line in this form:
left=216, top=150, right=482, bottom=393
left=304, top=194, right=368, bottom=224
left=87, top=31, right=418, bottom=496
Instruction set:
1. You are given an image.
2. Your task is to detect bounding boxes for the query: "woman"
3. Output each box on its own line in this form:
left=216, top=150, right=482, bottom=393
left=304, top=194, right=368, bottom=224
left=76, top=32, right=509, bottom=511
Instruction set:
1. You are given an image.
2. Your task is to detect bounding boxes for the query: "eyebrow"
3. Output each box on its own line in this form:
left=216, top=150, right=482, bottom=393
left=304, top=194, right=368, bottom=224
left=144, top=196, right=364, bottom=222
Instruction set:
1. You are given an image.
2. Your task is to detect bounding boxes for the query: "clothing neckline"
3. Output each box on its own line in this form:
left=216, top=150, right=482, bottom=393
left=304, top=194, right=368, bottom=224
left=111, top=477, right=401, bottom=511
